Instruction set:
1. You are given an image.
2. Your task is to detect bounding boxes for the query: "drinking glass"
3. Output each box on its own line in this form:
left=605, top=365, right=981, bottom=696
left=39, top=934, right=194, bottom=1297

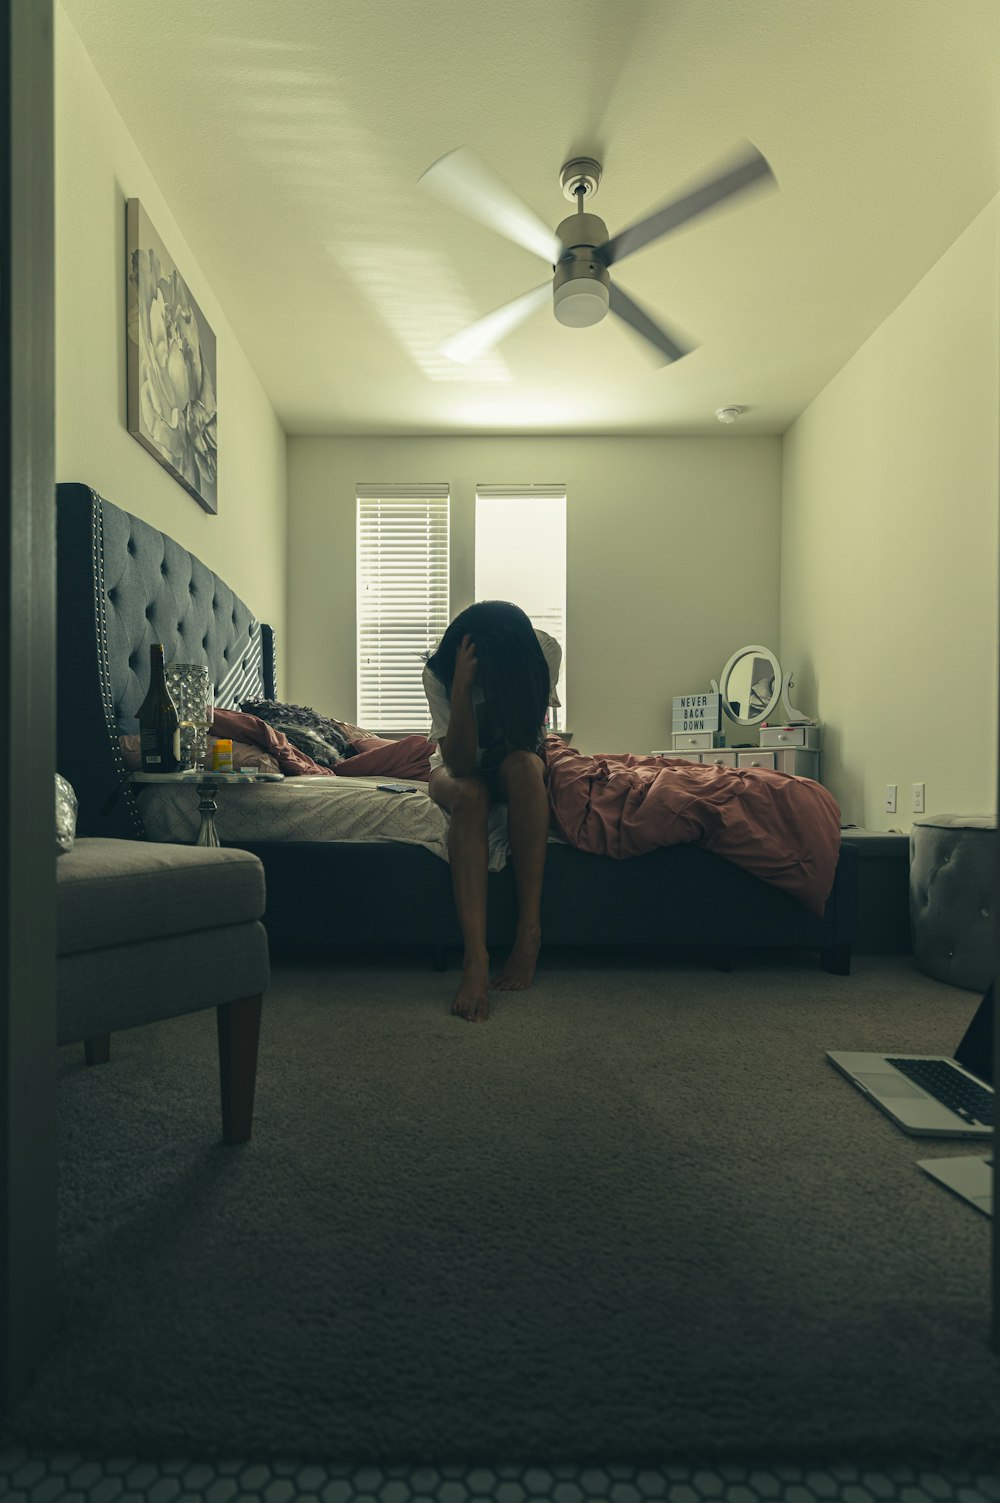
left=164, top=663, right=213, bottom=770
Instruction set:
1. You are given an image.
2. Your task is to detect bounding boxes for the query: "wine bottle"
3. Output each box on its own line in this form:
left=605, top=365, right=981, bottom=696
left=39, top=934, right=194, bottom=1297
left=137, top=644, right=181, bottom=772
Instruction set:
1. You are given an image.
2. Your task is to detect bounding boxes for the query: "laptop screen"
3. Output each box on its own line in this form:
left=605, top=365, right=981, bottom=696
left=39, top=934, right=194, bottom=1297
left=954, top=981, right=994, bottom=1086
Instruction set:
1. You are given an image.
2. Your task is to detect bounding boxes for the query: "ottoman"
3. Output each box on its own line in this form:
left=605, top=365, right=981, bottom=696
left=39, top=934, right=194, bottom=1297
left=909, top=814, right=995, bottom=992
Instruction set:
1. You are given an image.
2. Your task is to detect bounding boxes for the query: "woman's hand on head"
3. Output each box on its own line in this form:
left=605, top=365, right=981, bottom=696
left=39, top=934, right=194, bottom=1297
left=452, top=634, right=478, bottom=695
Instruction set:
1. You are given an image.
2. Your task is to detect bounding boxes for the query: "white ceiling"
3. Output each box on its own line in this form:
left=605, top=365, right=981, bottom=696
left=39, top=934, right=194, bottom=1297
left=61, top=0, right=1000, bottom=436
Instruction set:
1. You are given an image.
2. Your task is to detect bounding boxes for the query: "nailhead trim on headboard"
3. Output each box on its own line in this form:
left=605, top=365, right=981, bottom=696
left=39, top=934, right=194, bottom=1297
left=93, top=497, right=144, bottom=837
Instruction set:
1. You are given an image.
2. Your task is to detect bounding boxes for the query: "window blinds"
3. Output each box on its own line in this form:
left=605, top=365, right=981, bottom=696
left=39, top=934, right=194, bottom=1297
left=356, top=485, right=450, bottom=735
left=475, top=484, right=567, bottom=500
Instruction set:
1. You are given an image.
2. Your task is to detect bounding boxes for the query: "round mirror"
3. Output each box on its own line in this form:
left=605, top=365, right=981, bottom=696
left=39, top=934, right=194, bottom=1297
left=719, top=644, right=781, bottom=726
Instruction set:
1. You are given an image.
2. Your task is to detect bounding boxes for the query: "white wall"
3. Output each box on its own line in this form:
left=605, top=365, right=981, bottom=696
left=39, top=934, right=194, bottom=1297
left=781, top=195, right=999, bottom=831
left=55, top=4, right=288, bottom=677
left=287, top=434, right=782, bottom=754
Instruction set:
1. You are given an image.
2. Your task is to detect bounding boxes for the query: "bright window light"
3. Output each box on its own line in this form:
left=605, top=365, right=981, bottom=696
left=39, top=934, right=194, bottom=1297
left=474, top=486, right=567, bottom=726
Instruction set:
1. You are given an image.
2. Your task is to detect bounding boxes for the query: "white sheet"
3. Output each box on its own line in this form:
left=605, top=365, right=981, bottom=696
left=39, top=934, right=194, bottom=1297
left=135, top=774, right=515, bottom=871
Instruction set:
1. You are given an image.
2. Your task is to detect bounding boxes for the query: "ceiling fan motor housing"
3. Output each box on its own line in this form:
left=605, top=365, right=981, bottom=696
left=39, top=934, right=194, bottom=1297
left=553, top=213, right=611, bottom=327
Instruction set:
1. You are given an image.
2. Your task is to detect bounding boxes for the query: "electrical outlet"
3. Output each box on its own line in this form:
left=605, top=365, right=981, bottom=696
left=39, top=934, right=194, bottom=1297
left=912, top=781, right=925, bottom=814
left=884, top=783, right=897, bottom=814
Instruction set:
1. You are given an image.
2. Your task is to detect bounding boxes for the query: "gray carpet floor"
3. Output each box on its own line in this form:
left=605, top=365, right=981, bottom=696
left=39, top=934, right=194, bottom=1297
left=5, top=948, right=999, bottom=1467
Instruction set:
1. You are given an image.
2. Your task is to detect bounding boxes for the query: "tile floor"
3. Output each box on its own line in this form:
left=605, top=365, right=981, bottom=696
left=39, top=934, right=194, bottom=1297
left=2, top=1450, right=1000, bottom=1503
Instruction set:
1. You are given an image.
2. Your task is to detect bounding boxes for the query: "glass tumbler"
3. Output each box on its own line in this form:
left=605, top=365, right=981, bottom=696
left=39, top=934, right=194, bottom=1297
left=163, top=663, right=213, bottom=770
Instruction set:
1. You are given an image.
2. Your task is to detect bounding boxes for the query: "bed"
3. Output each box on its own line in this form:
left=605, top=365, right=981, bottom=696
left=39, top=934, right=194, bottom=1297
left=55, top=482, right=858, bottom=970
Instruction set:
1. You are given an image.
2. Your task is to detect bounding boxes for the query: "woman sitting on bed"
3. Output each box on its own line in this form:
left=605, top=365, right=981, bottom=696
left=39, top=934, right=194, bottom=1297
left=423, top=601, right=562, bottom=1024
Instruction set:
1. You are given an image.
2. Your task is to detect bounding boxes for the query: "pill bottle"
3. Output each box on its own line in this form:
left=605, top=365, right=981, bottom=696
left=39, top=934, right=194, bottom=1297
left=211, top=738, right=234, bottom=773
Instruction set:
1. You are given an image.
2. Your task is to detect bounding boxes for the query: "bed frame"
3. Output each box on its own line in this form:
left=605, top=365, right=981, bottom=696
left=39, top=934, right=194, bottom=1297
left=56, top=483, right=858, bottom=971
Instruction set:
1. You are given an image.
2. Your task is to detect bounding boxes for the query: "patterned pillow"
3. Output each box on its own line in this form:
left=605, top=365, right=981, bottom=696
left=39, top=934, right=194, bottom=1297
left=265, top=723, right=344, bottom=769
left=55, top=773, right=77, bottom=856
left=239, top=699, right=352, bottom=762
left=332, top=719, right=381, bottom=745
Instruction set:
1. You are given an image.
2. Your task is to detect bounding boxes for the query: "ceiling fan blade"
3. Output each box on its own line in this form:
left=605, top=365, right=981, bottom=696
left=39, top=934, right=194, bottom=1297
left=440, top=282, right=551, bottom=364
left=419, top=147, right=563, bottom=265
left=609, top=283, right=694, bottom=365
left=599, top=143, right=776, bottom=267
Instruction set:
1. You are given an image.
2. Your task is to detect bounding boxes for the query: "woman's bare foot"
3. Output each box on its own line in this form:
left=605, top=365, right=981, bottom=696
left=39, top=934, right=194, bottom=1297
left=490, top=926, right=542, bottom=991
left=453, top=950, right=491, bottom=1022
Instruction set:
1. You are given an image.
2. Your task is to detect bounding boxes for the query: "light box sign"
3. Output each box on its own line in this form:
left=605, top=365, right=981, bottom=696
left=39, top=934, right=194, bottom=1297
left=672, top=693, right=722, bottom=732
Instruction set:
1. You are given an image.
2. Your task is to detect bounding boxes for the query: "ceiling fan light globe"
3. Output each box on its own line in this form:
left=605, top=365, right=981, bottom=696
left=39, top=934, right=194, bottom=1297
left=553, top=277, right=610, bottom=328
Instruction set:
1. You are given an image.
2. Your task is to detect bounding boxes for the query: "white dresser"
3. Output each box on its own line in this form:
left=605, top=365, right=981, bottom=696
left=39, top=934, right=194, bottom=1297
left=653, top=724, right=821, bottom=780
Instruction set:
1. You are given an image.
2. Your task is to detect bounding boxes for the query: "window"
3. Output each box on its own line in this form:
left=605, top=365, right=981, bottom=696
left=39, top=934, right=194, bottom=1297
left=356, top=485, right=450, bottom=735
left=474, top=485, right=567, bottom=725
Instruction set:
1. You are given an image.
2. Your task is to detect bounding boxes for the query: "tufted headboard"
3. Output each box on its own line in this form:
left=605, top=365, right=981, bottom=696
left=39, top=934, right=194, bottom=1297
left=56, top=483, right=276, bottom=839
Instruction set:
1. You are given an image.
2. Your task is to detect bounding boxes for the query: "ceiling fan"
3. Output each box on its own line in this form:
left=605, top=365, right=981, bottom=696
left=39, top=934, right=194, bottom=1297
left=418, top=143, right=777, bottom=366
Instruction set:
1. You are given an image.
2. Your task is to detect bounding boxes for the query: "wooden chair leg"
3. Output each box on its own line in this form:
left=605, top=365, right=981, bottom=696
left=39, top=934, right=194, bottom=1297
left=84, top=1035, right=111, bottom=1066
left=216, top=994, right=263, bottom=1146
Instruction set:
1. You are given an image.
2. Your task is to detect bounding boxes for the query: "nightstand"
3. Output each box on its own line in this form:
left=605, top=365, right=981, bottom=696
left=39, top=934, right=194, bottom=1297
left=130, top=769, right=283, bottom=846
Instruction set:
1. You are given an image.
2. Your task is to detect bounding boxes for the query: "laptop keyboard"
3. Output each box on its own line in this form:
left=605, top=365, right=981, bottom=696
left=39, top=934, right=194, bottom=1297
left=886, top=1058, right=994, bottom=1126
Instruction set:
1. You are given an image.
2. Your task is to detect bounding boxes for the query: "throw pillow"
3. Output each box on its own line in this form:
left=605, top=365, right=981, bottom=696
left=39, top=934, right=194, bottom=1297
left=333, top=719, right=381, bottom=745
left=265, top=722, right=343, bottom=770
left=331, top=734, right=434, bottom=782
left=239, top=698, right=351, bottom=763
left=55, top=773, right=77, bottom=856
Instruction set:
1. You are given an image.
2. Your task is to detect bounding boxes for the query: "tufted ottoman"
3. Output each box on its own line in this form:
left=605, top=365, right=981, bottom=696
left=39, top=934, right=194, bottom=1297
left=909, top=814, right=995, bottom=991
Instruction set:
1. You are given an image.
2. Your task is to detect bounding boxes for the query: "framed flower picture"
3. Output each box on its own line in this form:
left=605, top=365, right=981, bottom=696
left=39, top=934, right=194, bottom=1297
left=126, top=198, right=218, bottom=514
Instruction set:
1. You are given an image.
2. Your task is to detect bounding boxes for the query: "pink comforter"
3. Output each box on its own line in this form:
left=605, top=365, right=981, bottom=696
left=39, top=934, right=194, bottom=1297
left=543, top=736, right=841, bottom=917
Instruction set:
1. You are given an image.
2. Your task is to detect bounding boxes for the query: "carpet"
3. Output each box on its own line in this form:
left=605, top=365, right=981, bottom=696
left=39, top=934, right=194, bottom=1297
left=5, top=948, right=999, bottom=1466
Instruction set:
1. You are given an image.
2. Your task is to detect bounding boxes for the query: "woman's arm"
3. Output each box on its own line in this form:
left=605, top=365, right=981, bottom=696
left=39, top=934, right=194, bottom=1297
left=439, top=634, right=479, bottom=776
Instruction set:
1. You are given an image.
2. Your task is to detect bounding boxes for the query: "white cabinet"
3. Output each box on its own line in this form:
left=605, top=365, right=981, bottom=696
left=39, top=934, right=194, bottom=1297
left=653, top=726, right=822, bottom=781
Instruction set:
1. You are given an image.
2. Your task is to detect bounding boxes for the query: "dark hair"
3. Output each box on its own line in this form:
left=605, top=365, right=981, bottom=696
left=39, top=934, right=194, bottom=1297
left=425, top=600, right=549, bottom=752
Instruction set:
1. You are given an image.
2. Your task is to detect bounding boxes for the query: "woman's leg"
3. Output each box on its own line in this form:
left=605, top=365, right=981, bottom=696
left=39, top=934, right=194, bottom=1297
left=428, top=765, right=493, bottom=1021
left=491, top=749, right=549, bottom=991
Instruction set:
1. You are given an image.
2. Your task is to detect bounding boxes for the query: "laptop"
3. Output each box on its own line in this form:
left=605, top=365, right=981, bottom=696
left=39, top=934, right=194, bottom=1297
left=826, top=981, right=994, bottom=1138
left=916, top=1154, right=993, bottom=1216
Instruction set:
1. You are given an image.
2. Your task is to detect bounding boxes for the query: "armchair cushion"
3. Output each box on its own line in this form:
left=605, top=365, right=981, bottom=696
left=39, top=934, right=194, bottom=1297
left=57, top=838, right=265, bottom=957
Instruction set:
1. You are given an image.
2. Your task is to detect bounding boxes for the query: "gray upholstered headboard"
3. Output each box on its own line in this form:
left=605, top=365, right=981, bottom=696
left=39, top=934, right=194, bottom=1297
left=56, top=483, right=276, bottom=839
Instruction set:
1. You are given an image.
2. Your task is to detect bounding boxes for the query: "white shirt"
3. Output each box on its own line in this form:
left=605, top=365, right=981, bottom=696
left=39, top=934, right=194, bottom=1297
left=423, top=628, right=562, bottom=769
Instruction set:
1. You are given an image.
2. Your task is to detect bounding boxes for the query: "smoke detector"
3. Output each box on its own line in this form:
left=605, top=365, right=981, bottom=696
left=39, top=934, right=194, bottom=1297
left=716, top=406, right=745, bottom=424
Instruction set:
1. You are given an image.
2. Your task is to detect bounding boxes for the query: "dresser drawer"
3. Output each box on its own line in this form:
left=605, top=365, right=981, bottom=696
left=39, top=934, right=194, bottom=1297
left=737, top=751, right=776, bottom=770
left=671, top=730, right=716, bottom=749
left=653, top=749, right=738, bottom=768
left=759, top=725, right=821, bottom=748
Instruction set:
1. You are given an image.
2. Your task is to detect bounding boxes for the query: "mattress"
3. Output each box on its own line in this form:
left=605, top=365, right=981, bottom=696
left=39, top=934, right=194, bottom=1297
left=134, top=774, right=515, bottom=871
